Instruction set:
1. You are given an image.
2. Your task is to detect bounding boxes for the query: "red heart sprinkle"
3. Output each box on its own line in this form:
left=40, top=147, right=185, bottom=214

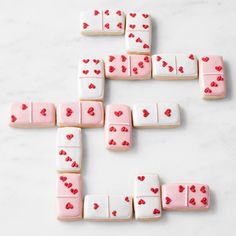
left=189, top=198, right=196, bottom=205
left=153, top=208, right=160, bottom=215
left=87, top=107, right=95, bottom=116
left=156, top=56, right=162, bottom=61
left=217, top=76, right=224, bottom=81
left=112, top=210, right=117, bottom=216
left=143, top=109, right=150, bottom=117
left=11, top=115, right=17, bottom=122
left=70, top=188, right=78, bottom=194
left=65, top=202, right=73, bottom=209
left=144, top=56, right=150, bottom=63
left=83, top=22, right=89, bottom=29
left=66, top=107, right=73, bottom=117
left=109, top=126, right=117, bottom=132
left=168, top=66, right=174, bottom=72
left=114, top=111, right=123, bottom=117
left=71, top=161, right=79, bottom=168
left=93, top=203, right=99, bottom=210
left=204, top=87, right=212, bottom=93
left=65, top=182, right=72, bottom=188
left=59, top=150, right=67, bottom=155
left=22, top=104, right=28, bottom=110
left=83, top=59, right=89, bottom=63
left=138, top=61, right=144, bottom=68
left=116, top=10, right=121, bottom=16
left=138, top=199, right=146, bottom=205
left=215, top=66, right=222, bottom=72
left=190, top=185, right=196, bottom=192
left=109, top=56, right=115, bottom=62
left=83, top=70, right=89, bottom=75
left=143, top=24, right=149, bottom=29
left=117, top=22, right=122, bottom=29
left=128, top=33, right=135, bottom=38
left=109, top=66, right=115, bottom=73
left=94, top=69, right=101, bottom=75
left=165, top=197, right=172, bottom=204
left=89, top=83, right=96, bottom=89
left=178, top=66, right=184, bottom=73
left=124, top=196, right=130, bottom=202
left=136, top=37, right=143, bottom=43
left=121, top=126, right=128, bottom=132
left=66, top=134, right=74, bottom=140
left=202, top=57, right=209, bottom=62
left=122, top=141, right=129, bottom=146
left=210, top=81, right=218, bottom=87
left=93, top=59, right=99, bottom=64
left=137, top=176, right=145, bottom=181
left=200, top=186, right=206, bottom=193
left=104, top=10, right=109, bottom=15
left=94, top=10, right=100, bottom=16
left=151, top=188, right=159, bottom=194
left=164, top=108, right=171, bottom=117
left=65, top=156, right=72, bottom=162
left=179, top=185, right=185, bottom=192
left=201, top=197, right=208, bottom=205
left=40, top=108, right=47, bottom=116
left=129, top=24, right=136, bottom=29
left=189, top=54, right=194, bottom=60
left=143, top=43, right=150, bottom=49
left=142, top=13, right=149, bottom=18
left=104, top=23, right=110, bottom=29
left=130, top=13, right=136, bottom=17
left=133, top=67, right=138, bottom=74
left=121, top=55, right=127, bottom=62
left=60, top=176, right=67, bottom=182
left=109, top=139, right=116, bottom=145
left=162, top=61, right=167, bottom=67
left=121, top=65, right=127, bottom=73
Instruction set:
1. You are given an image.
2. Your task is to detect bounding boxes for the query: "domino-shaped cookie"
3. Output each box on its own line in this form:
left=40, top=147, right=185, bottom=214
left=199, top=56, right=226, bottom=99
left=57, top=174, right=82, bottom=220
left=132, top=103, right=180, bottom=128
left=9, top=102, right=56, bottom=128
left=133, top=174, right=161, bottom=220
left=105, top=54, right=151, bottom=80
left=125, top=12, right=152, bottom=54
left=152, top=54, right=198, bottom=80
left=78, top=58, right=104, bottom=100
left=162, top=183, right=210, bottom=210
left=105, top=104, right=132, bottom=151
left=57, top=101, right=104, bottom=128
left=80, top=10, right=125, bottom=35
left=83, top=195, right=132, bottom=221
left=56, top=128, right=82, bottom=173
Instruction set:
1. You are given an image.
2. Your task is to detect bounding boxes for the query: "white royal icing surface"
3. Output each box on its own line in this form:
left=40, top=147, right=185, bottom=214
left=84, top=195, right=109, bottom=220
left=132, top=103, right=158, bottom=127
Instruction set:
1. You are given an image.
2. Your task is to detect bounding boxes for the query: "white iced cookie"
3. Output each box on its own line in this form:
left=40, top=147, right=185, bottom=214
left=152, top=54, right=198, bottom=80
left=132, top=103, right=180, bottom=128
left=83, top=195, right=133, bottom=221
left=80, top=10, right=125, bottom=35
left=125, top=12, right=152, bottom=55
left=56, top=128, right=82, bottom=173
left=78, top=58, right=104, bottom=100
left=133, top=174, right=161, bottom=221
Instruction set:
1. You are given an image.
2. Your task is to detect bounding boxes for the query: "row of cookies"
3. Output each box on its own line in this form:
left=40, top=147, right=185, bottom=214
left=79, top=54, right=226, bottom=100
left=10, top=103, right=180, bottom=151
left=80, top=10, right=152, bottom=55
left=57, top=173, right=210, bottom=221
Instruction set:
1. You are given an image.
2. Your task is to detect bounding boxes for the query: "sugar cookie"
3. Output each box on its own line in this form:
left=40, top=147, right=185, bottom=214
left=199, top=55, right=226, bottom=99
